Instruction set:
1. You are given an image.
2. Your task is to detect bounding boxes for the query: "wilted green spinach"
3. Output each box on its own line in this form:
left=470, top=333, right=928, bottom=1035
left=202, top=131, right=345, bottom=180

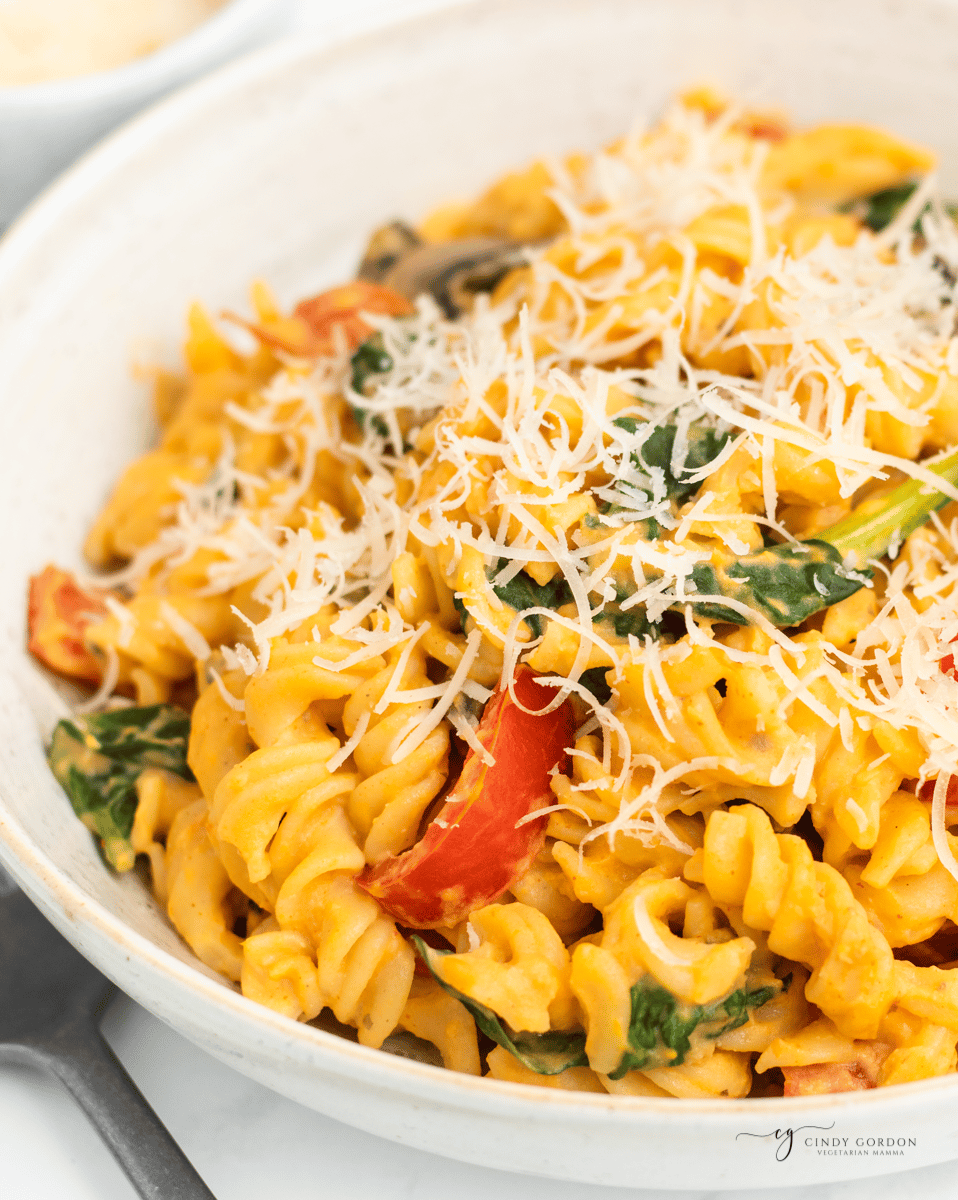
left=613, top=416, right=731, bottom=505
left=415, top=937, right=785, bottom=1078
left=688, top=445, right=958, bottom=626
left=348, top=334, right=392, bottom=437
left=606, top=975, right=785, bottom=1078
left=48, top=704, right=193, bottom=871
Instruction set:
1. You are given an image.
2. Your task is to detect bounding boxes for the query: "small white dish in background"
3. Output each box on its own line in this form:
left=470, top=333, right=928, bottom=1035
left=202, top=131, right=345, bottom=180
left=0, top=0, right=290, bottom=227
left=4, top=0, right=958, bottom=1191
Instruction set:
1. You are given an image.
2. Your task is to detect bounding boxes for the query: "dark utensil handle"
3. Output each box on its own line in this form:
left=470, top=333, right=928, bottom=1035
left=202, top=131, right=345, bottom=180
left=38, top=1026, right=217, bottom=1200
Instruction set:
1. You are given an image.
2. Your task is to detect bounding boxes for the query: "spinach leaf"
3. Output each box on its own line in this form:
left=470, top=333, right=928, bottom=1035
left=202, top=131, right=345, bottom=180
left=841, top=182, right=958, bottom=235
left=486, top=561, right=573, bottom=639
left=350, top=334, right=393, bottom=395
left=613, top=417, right=730, bottom=505
left=578, top=667, right=612, bottom=705
left=597, top=607, right=660, bottom=641
left=688, top=445, right=958, bottom=628
left=413, top=937, right=588, bottom=1074
left=688, top=539, right=864, bottom=627
left=853, top=182, right=920, bottom=233
left=48, top=705, right=193, bottom=872
left=460, top=558, right=664, bottom=644
left=607, top=975, right=785, bottom=1079
left=415, top=938, right=784, bottom=1079
left=348, top=335, right=392, bottom=437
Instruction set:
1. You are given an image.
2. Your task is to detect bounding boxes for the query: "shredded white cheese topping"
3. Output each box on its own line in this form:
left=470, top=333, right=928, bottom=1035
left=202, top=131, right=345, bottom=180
left=103, top=99, right=958, bottom=875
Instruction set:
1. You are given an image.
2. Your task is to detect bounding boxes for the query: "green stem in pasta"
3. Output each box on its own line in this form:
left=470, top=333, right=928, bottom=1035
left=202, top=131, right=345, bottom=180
left=818, top=448, right=958, bottom=563
left=691, top=447, right=958, bottom=626
left=48, top=704, right=193, bottom=872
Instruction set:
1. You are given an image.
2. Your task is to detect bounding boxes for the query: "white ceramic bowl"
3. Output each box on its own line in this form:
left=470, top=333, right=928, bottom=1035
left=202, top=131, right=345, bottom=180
left=0, top=0, right=290, bottom=227
left=3, top=0, right=958, bottom=1189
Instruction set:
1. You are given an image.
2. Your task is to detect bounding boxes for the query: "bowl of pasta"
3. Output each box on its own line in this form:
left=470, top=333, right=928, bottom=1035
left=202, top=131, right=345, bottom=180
left=4, top=0, right=958, bottom=1188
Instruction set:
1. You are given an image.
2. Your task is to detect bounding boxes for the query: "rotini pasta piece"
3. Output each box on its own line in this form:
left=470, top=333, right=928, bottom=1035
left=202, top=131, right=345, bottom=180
left=507, top=842, right=595, bottom=941
left=84, top=450, right=214, bottom=565
left=306, top=875, right=415, bottom=1046
left=430, top=902, right=576, bottom=1034
left=198, top=627, right=421, bottom=1045
left=164, top=798, right=245, bottom=981
left=241, top=923, right=324, bottom=1021
left=858, top=791, right=938, bottom=888
left=760, top=124, right=934, bottom=204
left=892, top=959, right=958, bottom=1030
left=208, top=734, right=354, bottom=899
left=85, top=590, right=235, bottom=704
left=131, top=767, right=203, bottom=905
left=878, top=1022, right=958, bottom=1086
left=696, top=804, right=895, bottom=1038
left=845, top=859, right=958, bottom=947
left=756, top=1016, right=881, bottom=1074
left=343, top=644, right=450, bottom=864
left=242, top=633, right=387, bottom=750
left=601, top=1049, right=752, bottom=1099
left=187, top=669, right=253, bottom=800
left=616, top=635, right=850, bottom=829
left=397, top=976, right=481, bottom=1075
left=581, top=873, right=755, bottom=1008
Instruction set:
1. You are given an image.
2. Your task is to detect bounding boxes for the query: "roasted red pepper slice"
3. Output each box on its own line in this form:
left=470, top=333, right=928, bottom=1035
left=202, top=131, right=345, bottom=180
left=237, top=281, right=413, bottom=358
left=942, top=637, right=958, bottom=680
left=781, top=1041, right=888, bottom=1095
left=781, top=1062, right=874, bottom=1096
left=294, top=282, right=413, bottom=354
left=27, top=565, right=112, bottom=683
left=359, top=667, right=576, bottom=929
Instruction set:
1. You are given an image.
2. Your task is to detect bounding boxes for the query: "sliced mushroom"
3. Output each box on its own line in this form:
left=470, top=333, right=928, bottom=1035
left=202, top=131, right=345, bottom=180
left=357, top=220, right=526, bottom=318
left=358, top=221, right=424, bottom=283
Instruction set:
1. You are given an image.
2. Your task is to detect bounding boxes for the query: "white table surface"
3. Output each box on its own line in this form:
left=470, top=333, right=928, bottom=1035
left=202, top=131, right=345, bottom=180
left=0, top=2, right=954, bottom=1198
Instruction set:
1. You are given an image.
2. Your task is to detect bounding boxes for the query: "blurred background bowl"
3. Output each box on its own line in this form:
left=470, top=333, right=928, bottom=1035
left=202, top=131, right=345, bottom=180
left=0, top=0, right=290, bottom=227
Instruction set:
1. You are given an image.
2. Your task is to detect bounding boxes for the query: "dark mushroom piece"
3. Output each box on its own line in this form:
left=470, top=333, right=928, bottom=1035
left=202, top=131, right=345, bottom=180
left=358, top=220, right=526, bottom=318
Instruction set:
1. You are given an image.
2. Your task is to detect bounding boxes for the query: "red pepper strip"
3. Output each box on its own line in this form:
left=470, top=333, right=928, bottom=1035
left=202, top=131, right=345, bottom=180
left=230, top=282, right=413, bottom=358
left=941, top=635, right=958, bottom=680
left=359, top=667, right=576, bottom=930
left=781, top=1041, right=889, bottom=1095
left=918, top=775, right=958, bottom=811
left=27, top=565, right=112, bottom=683
left=781, top=1062, right=874, bottom=1097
